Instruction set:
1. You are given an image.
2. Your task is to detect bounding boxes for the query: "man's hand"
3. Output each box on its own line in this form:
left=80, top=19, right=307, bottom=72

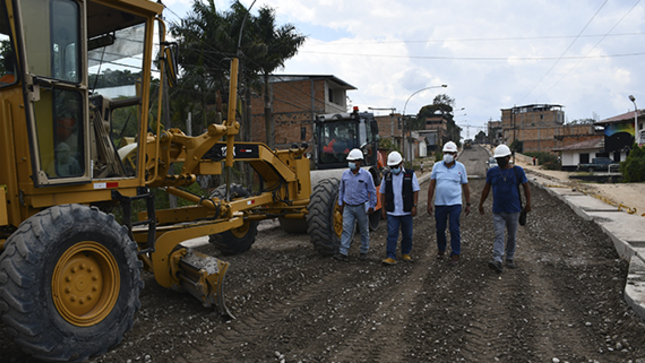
left=381, top=208, right=387, bottom=220
left=464, top=205, right=471, bottom=216
left=478, top=204, right=485, bottom=215
left=338, top=204, right=344, bottom=215
left=427, top=204, right=433, bottom=216
left=411, top=206, right=417, bottom=217
left=367, top=207, right=374, bottom=215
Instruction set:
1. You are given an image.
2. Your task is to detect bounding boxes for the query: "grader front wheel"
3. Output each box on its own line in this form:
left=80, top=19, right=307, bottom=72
left=208, top=184, right=259, bottom=255
left=0, top=204, right=142, bottom=363
left=307, top=178, right=342, bottom=255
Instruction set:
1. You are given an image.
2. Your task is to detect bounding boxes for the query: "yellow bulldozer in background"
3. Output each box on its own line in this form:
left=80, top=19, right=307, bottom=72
left=0, top=0, right=344, bottom=361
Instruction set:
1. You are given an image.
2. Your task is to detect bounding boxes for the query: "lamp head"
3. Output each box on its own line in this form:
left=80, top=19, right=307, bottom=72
left=629, top=95, right=636, bottom=102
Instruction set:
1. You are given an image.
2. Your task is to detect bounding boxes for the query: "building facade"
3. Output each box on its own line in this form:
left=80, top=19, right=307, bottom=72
left=249, top=75, right=355, bottom=150
left=500, top=104, right=600, bottom=153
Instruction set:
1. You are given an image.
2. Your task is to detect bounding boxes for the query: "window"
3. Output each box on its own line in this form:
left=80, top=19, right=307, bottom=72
left=579, top=153, right=589, bottom=164
left=0, top=2, right=17, bottom=86
left=328, top=88, right=334, bottom=103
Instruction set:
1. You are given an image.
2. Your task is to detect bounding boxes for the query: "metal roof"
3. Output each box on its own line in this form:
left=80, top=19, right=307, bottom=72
left=596, top=109, right=643, bottom=125
left=269, top=75, right=357, bottom=90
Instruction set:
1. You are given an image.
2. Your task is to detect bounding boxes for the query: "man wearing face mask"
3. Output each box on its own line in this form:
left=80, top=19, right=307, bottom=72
left=379, top=151, right=420, bottom=265
left=478, top=144, right=531, bottom=273
left=427, top=141, right=471, bottom=266
left=334, top=148, right=377, bottom=261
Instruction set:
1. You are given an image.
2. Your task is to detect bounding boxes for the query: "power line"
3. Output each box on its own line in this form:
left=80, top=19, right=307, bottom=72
left=296, top=50, right=645, bottom=61
left=536, top=0, right=642, bottom=101
left=304, top=32, right=645, bottom=46
left=519, top=0, right=608, bottom=103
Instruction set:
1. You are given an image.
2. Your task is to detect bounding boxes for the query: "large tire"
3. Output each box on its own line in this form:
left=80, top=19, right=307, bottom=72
left=0, top=204, right=142, bottom=363
left=307, top=178, right=342, bottom=255
left=208, top=184, right=258, bottom=255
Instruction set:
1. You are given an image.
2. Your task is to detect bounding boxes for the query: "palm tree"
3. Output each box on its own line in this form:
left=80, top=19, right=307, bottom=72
left=248, top=6, right=305, bottom=148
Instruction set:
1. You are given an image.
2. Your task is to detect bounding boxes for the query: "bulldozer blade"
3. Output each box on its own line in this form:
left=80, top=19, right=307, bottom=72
left=176, top=249, right=235, bottom=319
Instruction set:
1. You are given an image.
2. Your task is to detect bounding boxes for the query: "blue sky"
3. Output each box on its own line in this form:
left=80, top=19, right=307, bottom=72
left=161, top=0, right=645, bottom=139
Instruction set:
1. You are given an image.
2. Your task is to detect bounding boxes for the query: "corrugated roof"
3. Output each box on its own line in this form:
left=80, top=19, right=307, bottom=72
left=596, top=109, right=643, bottom=125
left=552, top=138, right=603, bottom=151
left=269, top=74, right=357, bottom=90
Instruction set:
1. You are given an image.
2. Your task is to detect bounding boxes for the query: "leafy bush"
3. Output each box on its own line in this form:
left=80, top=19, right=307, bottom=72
left=620, top=144, right=645, bottom=182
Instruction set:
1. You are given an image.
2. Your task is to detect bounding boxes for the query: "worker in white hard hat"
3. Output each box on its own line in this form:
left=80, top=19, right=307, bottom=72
left=427, top=141, right=471, bottom=266
left=478, top=144, right=532, bottom=273
left=379, top=151, right=420, bottom=265
left=334, top=148, right=377, bottom=261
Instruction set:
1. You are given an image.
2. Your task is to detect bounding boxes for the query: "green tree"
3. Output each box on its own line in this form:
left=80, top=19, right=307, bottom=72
left=474, top=130, right=487, bottom=144
left=620, top=144, right=645, bottom=182
left=416, top=94, right=461, bottom=146
left=249, top=6, right=306, bottom=148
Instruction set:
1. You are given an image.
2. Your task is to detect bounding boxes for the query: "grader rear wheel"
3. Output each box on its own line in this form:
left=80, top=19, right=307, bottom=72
left=0, top=204, right=142, bottom=363
left=307, top=178, right=342, bottom=255
left=208, top=184, right=259, bottom=255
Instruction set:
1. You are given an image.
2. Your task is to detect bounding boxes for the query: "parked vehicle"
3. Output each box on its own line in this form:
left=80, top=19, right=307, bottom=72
left=578, top=157, right=620, bottom=173
left=486, top=157, right=498, bottom=170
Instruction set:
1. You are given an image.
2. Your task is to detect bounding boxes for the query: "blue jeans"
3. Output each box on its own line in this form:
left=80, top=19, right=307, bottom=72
left=339, top=204, right=370, bottom=255
left=492, top=212, right=520, bottom=263
left=386, top=214, right=413, bottom=260
left=435, top=205, right=462, bottom=256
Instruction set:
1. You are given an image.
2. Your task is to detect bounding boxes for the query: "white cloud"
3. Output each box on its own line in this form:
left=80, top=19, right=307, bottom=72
left=165, top=0, right=645, bottom=134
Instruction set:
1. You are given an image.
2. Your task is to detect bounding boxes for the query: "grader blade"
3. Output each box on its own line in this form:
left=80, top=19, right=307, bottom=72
left=173, top=249, right=235, bottom=319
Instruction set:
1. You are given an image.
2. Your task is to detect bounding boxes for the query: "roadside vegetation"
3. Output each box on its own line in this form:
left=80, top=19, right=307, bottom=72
left=620, top=143, right=645, bottom=182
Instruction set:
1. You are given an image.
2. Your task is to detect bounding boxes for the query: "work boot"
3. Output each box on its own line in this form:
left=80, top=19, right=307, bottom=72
left=382, top=257, right=397, bottom=265
left=402, top=254, right=412, bottom=261
left=451, top=254, right=459, bottom=266
left=506, top=259, right=516, bottom=269
left=333, top=253, right=348, bottom=262
left=437, top=250, right=445, bottom=260
left=488, top=260, right=503, bottom=273
left=359, top=253, right=368, bottom=260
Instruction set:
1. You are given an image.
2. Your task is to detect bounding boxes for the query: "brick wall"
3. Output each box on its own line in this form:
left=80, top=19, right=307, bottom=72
left=250, top=79, right=328, bottom=149
left=500, top=107, right=597, bottom=154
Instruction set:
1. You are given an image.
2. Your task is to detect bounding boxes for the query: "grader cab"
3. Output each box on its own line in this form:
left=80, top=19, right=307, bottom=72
left=0, top=0, right=330, bottom=361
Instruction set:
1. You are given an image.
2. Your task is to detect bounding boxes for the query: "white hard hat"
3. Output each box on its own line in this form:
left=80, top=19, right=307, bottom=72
left=346, top=148, right=364, bottom=161
left=494, top=144, right=512, bottom=158
left=387, top=151, right=403, bottom=166
left=442, top=141, right=458, bottom=153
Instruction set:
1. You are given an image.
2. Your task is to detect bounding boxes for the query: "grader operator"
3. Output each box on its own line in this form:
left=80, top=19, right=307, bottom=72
left=0, top=0, right=377, bottom=361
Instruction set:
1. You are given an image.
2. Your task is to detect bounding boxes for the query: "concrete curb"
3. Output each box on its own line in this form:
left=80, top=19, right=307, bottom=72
left=526, top=171, right=645, bottom=320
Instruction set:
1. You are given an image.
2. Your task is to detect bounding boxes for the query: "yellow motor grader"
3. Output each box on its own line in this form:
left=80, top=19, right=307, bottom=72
left=0, top=0, right=352, bottom=361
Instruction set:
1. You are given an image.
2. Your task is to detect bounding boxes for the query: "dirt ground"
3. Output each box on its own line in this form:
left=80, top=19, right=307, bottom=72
left=3, top=147, right=645, bottom=362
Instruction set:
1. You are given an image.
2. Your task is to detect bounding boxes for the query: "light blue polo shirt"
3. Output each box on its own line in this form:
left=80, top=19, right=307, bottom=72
left=430, top=161, right=468, bottom=206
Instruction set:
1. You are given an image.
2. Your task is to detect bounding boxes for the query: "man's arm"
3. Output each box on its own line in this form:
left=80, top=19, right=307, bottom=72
left=478, top=183, right=491, bottom=215
left=523, top=182, right=531, bottom=212
left=411, top=190, right=419, bottom=216
left=427, top=179, right=436, bottom=216
left=462, top=183, right=471, bottom=216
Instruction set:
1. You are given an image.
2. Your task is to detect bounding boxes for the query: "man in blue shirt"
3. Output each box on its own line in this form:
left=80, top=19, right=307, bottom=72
left=335, top=148, right=377, bottom=261
left=478, top=144, right=532, bottom=272
left=379, top=151, right=420, bottom=265
left=427, top=141, right=471, bottom=265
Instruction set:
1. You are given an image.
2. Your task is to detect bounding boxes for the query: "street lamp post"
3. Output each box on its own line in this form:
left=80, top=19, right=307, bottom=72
left=629, top=95, right=639, bottom=145
left=401, top=84, right=447, bottom=162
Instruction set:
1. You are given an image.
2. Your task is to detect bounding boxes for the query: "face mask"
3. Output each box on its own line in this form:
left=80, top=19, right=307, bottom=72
left=443, top=154, right=455, bottom=164
left=390, top=167, right=401, bottom=174
left=497, top=157, right=508, bottom=168
left=348, top=162, right=357, bottom=170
